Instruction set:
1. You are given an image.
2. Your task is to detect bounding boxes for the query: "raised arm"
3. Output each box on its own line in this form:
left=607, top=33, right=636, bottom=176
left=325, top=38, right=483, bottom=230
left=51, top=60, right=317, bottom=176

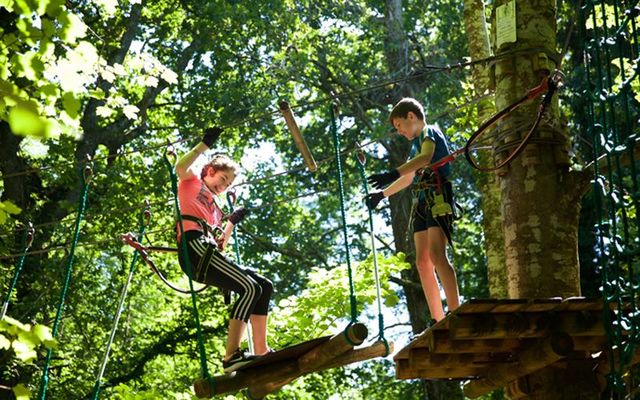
left=175, top=127, right=223, bottom=180
left=175, top=143, right=209, bottom=180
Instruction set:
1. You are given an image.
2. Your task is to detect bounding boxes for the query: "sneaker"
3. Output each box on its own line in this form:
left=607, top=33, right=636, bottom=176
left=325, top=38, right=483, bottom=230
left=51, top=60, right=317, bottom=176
left=223, top=348, right=257, bottom=373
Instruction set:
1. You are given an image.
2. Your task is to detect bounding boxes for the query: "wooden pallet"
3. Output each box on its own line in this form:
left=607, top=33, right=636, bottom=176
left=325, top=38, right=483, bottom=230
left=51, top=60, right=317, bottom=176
left=394, top=297, right=638, bottom=398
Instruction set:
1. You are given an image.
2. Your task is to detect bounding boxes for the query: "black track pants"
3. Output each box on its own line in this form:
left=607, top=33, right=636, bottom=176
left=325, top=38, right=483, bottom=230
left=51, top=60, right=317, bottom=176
left=178, top=231, right=273, bottom=322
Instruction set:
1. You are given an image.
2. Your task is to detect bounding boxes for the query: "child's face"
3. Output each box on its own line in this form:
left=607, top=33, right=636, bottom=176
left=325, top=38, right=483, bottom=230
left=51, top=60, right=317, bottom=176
left=392, top=112, right=421, bottom=140
left=204, top=168, right=236, bottom=195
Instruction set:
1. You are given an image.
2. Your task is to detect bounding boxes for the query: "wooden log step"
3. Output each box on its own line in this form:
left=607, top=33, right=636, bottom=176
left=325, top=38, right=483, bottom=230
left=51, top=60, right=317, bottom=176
left=463, top=331, right=574, bottom=399
left=248, top=340, right=393, bottom=399
left=193, top=323, right=367, bottom=398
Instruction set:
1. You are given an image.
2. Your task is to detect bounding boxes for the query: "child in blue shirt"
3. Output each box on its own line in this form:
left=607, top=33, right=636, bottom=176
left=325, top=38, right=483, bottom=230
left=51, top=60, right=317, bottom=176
left=366, top=98, right=460, bottom=323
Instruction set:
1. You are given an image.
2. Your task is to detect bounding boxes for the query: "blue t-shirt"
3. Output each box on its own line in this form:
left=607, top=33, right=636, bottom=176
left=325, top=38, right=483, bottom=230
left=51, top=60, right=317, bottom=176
left=410, top=124, right=451, bottom=183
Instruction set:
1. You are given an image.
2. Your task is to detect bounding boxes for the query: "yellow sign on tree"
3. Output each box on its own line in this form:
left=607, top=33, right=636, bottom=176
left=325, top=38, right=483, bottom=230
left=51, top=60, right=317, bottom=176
left=496, top=0, right=517, bottom=48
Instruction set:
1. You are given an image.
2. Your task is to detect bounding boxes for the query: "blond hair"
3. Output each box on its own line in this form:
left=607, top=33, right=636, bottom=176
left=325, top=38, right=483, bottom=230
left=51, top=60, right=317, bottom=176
left=200, top=153, right=240, bottom=179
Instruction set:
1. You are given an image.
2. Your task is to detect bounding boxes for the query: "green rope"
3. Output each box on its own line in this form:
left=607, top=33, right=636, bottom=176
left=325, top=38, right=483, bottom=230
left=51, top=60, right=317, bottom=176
left=329, top=105, right=358, bottom=325
left=354, top=149, right=390, bottom=355
left=580, top=0, right=640, bottom=396
left=0, top=222, right=34, bottom=320
left=38, top=162, right=93, bottom=400
left=90, top=205, right=151, bottom=400
left=163, top=151, right=212, bottom=382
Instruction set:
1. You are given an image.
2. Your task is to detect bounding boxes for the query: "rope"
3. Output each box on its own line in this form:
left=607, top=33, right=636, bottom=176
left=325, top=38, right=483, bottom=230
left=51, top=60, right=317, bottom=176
left=464, top=72, right=562, bottom=171
left=90, top=205, right=151, bottom=400
left=329, top=104, right=358, bottom=326
left=354, top=148, right=390, bottom=355
left=162, top=149, right=212, bottom=383
left=38, top=160, right=93, bottom=400
left=0, top=47, right=553, bottom=183
left=0, top=222, right=34, bottom=320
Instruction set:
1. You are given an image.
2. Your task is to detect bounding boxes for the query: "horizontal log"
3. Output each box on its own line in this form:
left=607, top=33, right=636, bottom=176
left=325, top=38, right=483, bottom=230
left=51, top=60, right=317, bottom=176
left=298, top=323, right=367, bottom=373
left=317, top=340, right=393, bottom=371
left=449, top=311, right=603, bottom=340
left=408, top=349, right=510, bottom=370
left=249, top=340, right=393, bottom=399
left=463, top=331, right=574, bottom=399
left=193, top=324, right=368, bottom=398
left=426, top=330, right=523, bottom=353
left=424, top=331, right=605, bottom=354
left=396, top=357, right=485, bottom=380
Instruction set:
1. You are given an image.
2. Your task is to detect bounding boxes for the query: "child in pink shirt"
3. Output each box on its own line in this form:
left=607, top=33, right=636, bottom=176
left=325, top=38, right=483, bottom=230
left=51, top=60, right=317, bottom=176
left=176, top=127, right=273, bottom=373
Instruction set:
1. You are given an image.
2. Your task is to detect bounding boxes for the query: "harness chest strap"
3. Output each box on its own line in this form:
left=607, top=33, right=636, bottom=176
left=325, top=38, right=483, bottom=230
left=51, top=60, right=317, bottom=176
left=180, top=214, right=225, bottom=245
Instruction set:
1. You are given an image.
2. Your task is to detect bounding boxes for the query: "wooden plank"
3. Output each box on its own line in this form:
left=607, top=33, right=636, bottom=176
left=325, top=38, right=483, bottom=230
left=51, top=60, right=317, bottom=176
left=427, top=330, right=523, bottom=354
left=193, top=324, right=367, bottom=398
left=449, top=311, right=604, bottom=340
left=408, top=349, right=513, bottom=370
left=454, top=299, right=500, bottom=314
left=520, top=298, right=563, bottom=312
left=488, top=299, right=529, bottom=313
left=463, top=332, right=574, bottom=398
left=396, top=358, right=485, bottom=380
left=559, top=297, right=602, bottom=311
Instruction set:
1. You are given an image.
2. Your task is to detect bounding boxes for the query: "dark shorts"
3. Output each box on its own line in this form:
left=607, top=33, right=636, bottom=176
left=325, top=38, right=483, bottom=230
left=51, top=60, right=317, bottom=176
left=412, top=181, right=455, bottom=234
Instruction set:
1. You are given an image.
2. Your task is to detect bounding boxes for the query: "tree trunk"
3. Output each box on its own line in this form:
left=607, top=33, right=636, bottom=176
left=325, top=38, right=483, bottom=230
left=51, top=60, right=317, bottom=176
left=463, top=0, right=507, bottom=297
left=491, top=0, right=594, bottom=398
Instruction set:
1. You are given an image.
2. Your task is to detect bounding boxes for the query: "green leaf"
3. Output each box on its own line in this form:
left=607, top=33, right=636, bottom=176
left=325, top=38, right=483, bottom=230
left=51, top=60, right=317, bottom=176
left=1, top=200, right=22, bottom=215
left=0, top=0, right=15, bottom=10
left=12, top=340, right=37, bottom=362
left=41, top=17, right=55, bottom=38
left=12, top=384, right=30, bottom=400
left=45, top=0, right=64, bottom=17
left=34, top=0, right=50, bottom=14
left=62, top=92, right=81, bottom=118
left=32, top=324, right=56, bottom=348
left=0, top=334, right=10, bottom=350
left=39, top=83, right=59, bottom=99
left=13, top=0, right=31, bottom=14
left=88, top=88, right=105, bottom=99
left=59, top=10, right=87, bottom=44
left=8, top=102, right=48, bottom=137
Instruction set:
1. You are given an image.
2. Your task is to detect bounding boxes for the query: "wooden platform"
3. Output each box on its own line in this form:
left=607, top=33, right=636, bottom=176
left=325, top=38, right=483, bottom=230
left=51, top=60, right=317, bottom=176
left=394, top=297, right=638, bottom=398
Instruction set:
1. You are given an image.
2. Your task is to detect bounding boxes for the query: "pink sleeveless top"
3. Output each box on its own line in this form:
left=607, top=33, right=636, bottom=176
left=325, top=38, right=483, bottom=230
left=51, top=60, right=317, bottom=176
left=176, top=176, right=223, bottom=241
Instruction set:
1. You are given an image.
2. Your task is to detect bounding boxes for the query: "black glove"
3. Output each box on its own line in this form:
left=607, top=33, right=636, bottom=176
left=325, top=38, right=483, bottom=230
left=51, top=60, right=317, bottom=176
left=365, top=191, right=385, bottom=210
left=228, top=207, right=248, bottom=225
left=202, top=126, right=223, bottom=148
left=367, top=169, right=400, bottom=190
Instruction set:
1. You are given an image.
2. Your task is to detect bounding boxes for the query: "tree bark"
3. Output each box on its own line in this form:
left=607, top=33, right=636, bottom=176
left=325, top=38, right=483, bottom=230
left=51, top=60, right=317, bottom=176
left=490, top=0, right=596, bottom=398
left=462, top=0, right=507, bottom=297
left=492, top=0, right=589, bottom=298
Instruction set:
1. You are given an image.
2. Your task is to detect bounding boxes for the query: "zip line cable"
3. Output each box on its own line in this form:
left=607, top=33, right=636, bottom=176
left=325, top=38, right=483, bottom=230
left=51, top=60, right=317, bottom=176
left=0, top=46, right=544, bottom=183
left=0, top=174, right=365, bottom=261
left=0, top=88, right=492, bottom=241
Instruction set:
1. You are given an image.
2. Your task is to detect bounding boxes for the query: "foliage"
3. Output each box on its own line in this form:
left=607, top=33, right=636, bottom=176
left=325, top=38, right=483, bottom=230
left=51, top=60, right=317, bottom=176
left=0, top=0, right=555, bottom=398
left=271, top=252, right=410, bottom=346
left=0, top=316, right=55, bottom=398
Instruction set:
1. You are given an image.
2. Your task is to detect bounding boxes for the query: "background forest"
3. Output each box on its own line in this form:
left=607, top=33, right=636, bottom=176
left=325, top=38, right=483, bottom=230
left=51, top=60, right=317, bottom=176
left=0, top=0, right=633, bottom=399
